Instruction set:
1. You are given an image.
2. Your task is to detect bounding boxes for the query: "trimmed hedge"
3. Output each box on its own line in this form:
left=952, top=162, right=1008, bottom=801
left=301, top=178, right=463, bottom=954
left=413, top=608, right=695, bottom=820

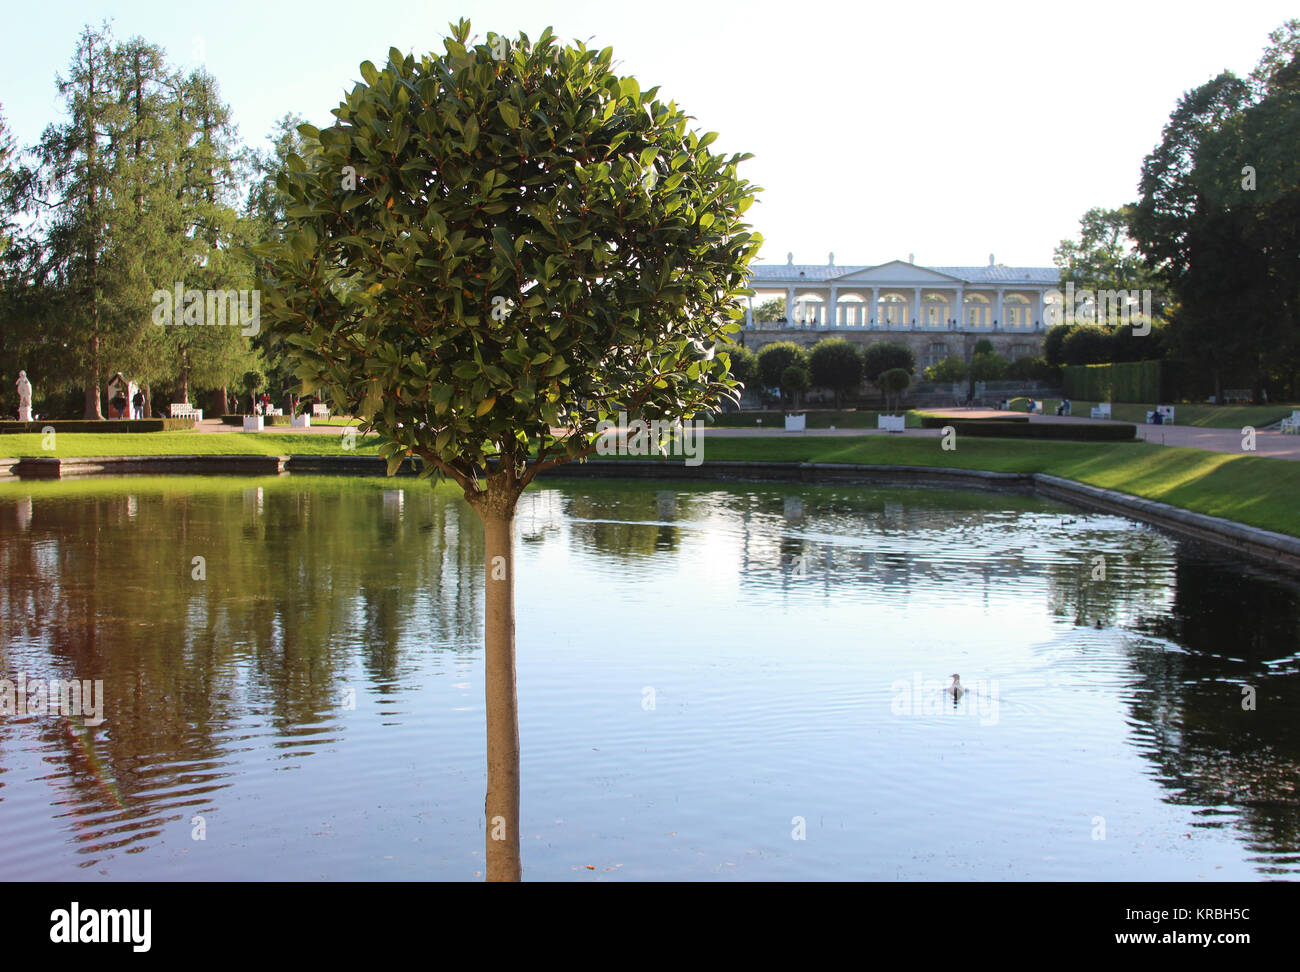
left=919, top=414, right=1028, bottom=428
left=0, top=418, right=195, bottom=434
left=1063, top=360, right=1162, bottom=403
left=937, top=421, right=1136, bottom=441
left=219, top=414, right=293, bottom=426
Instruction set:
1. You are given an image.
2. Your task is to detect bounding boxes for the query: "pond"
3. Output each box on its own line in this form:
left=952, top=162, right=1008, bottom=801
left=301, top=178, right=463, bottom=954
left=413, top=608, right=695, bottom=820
left=1, top=476, right=1297, bottom=880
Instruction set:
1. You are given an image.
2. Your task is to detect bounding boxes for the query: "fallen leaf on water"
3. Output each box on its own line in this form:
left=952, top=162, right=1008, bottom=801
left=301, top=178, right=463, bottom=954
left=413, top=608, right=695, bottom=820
left=585, top=865, right=595, bottom=870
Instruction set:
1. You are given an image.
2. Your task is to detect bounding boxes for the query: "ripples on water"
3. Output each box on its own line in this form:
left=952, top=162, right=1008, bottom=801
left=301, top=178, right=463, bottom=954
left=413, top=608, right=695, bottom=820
left=1, top=477, right=1297, bottom=880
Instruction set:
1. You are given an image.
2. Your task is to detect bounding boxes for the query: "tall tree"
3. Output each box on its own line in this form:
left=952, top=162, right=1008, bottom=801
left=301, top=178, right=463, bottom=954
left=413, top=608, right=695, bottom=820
left=257, top=22, right=759, bottom=880
left=33, top=23, right=122, bottom=417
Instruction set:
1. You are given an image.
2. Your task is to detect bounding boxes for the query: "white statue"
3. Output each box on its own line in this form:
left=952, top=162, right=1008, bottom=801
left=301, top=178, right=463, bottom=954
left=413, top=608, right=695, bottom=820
left=16, top=370, right=32, bottom=421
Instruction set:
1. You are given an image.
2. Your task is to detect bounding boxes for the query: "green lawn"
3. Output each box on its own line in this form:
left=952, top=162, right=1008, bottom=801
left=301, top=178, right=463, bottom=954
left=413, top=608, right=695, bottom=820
left=4, top=428, right=1298, bottom=537
left=1040, top=400, right=1295, bottom=428
left=595, top=436, right=1300, bottom=537
left=0, top=430, right=384, bottom=457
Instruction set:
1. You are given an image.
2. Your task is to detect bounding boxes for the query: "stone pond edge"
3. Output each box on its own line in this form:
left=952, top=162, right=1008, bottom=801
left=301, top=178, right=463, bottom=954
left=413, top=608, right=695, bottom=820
left=2, top=454, right=1297, bottom=571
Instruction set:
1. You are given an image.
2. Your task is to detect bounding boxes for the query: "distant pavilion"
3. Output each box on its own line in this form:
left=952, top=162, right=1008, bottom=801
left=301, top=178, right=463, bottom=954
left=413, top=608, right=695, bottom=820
left=743, top=253, right=1061, bottom=365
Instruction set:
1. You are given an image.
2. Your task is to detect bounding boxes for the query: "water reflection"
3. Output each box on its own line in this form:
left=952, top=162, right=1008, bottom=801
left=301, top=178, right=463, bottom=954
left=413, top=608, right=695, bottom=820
left=0, top=476, right=1298, bottom=879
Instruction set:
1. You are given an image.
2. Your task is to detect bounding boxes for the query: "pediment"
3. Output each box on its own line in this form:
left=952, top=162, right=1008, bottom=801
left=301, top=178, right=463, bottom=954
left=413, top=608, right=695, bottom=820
left=833, top=261, right=964, bottom=285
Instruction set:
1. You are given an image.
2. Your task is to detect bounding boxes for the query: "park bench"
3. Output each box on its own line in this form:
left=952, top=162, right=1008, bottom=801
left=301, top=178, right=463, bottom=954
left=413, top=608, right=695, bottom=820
left=311, top=403, right=330, bottom=420
left=1090, top=403, right=1111, bottom=420
left=1279, top=411, right=1300, bottom=435
left=168, top=403, right=203, bottom=421
left=784, top=414, right=806, bottom=431
left=877, top=414, right=905, bottom=433
left=1224, top=389, right=1252, bottom=404
left=1146, top=405, right=1175, bottom=424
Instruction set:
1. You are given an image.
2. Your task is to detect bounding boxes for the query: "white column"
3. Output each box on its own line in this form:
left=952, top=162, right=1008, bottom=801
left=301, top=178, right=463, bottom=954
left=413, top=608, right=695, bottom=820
left=785, top=287, right=795, bottom=325
left=954, top=287, right=964, bottom=330
left=828, top=287, right=838, bottom=328
left=1035, top=289, right=1045, bottom=330
left=746, top=295, right=753, bottom=329
left=995, top=289, right=1004, bottom=331
left=913, top=287, right=922, bottom=330
left=871, top=287, right=879, bottom=328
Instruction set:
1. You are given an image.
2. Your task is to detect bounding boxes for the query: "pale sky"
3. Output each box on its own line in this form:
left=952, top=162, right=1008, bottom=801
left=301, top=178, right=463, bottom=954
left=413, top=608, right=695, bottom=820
left=2, top=0, right=1293, bottom=268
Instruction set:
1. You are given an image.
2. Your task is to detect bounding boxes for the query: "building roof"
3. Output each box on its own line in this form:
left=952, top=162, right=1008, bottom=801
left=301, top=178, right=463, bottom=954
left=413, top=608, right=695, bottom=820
left=748, top=261, right=1059, bottom=286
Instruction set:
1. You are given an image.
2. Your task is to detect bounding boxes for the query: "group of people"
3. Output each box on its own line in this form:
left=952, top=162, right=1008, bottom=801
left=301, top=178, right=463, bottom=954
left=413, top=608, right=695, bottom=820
left=253, top=391, right=307, bottom=416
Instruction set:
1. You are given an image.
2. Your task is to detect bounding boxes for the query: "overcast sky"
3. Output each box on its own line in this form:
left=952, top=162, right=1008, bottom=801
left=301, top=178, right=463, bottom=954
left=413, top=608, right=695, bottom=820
left=2, top=0, right=1293, bottom=268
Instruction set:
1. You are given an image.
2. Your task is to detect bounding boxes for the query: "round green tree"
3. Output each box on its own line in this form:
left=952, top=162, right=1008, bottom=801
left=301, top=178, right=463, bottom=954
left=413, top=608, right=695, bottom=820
left=861, top=341, right=915, bottom=383
left=755, top=341, right=807, bottom=404
left=254, top=22, right=760, bottom=881
left=781, top=363, right=810, bottom=408
left=878, top=366, right=911, bottom=411
left=808, top=337, right=863, bottom=408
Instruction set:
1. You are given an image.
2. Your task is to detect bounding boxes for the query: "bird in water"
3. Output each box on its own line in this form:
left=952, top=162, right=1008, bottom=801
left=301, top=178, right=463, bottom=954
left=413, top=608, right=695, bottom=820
left=947, top=674, right=964, bottom=701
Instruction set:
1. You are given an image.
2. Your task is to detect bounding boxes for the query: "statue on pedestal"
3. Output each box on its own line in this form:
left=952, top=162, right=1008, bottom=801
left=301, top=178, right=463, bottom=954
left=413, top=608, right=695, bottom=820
left=16, top=370, right=33, bottom=421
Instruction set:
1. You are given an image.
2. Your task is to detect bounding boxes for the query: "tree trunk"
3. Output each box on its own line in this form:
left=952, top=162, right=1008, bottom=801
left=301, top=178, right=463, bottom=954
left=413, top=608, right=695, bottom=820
left=83, top=334, right=103, bottom=419
left=476, top=500, right=522, bottom=881
left=175, top=349, right=190, bottom=405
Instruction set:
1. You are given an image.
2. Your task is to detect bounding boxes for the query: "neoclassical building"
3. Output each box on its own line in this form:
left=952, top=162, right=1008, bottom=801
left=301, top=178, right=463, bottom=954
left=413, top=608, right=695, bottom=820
left=743, top=254, right=1061, bottom=367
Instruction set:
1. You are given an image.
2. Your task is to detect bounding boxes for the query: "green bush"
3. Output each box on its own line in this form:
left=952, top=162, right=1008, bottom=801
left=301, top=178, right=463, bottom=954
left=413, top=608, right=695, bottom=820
left=0, top=419, right=195, bottom=433
left=219, top=414, right=292, bottom=426
left=862, top=342, right=915, bottom=381
left=940, top=420, right=1137, bottom=441
left=1063, top=360, right=1162, bottom=402
left=923, top=356, right=968, bottom=382
left=919, top=414, right=1028, bottom=428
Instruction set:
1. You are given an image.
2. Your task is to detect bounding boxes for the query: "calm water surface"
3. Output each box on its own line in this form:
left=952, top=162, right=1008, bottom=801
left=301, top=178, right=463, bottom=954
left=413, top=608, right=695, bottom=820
left=1, top=476, right=1298, bottom=880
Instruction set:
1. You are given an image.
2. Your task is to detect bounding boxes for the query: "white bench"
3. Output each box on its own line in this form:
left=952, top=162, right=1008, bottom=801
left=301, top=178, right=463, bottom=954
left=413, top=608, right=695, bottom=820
left=877, top=414, right=905, bottom=433
left=1279, top=411, right=1300, bottom=434
left=784, top=414, right=806, bottom=431
left=311, top=403, right=331, bottom=420
left=1146, top=405, right=1175, bottom=424
left=169, top=403, right=203, bottom=421
left=1090, top=403, right=1111, bottom=420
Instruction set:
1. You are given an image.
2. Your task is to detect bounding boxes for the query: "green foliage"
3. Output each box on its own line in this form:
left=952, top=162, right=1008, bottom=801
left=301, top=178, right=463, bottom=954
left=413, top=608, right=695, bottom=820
left=756, top=341, right=808, bottom=401
left=861, top=342, right=915, bottom=382
left=1042, top=324, right=1071, bottom=367
left=972, top=338, right=994, bottom=355
left=1053, top=205, right=1165, bottom=326
left=1132, top=22, right=1300, bottom=399
left=969, top=351, right=1008, bottom=381
left=808, top=337, right=863, bottom=406
left=721, top=343, right=758, bottom=392
left=939, top=420, right=1137, bottom=441
left=1061, top=325, right=1112, bottom=366
left=781, top=364, right=810, bottom=404
left=752, top=296, right=785, bottom=322
left=919, top=414, right=1027, bottom=427
left=1062, top=360, right=1163, bottom=402
left=923, top=356, right=968, bottom=383
left=1005, top=356, right=1052, bottom=382
left=254, top=21, right=760, bottom=492
left=877, top=366, right=910, bottom=410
